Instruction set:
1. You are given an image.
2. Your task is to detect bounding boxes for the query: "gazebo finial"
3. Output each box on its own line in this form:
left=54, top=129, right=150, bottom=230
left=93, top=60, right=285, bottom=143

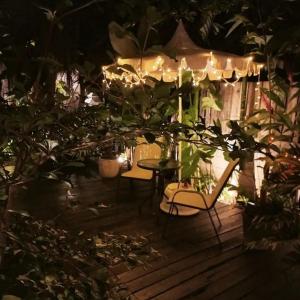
left=165, top=19, right=202, bottom=53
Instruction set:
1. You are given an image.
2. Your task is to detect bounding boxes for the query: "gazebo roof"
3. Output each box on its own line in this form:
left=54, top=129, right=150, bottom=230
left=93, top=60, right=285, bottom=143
left=104, top=20, right=263, bottom=85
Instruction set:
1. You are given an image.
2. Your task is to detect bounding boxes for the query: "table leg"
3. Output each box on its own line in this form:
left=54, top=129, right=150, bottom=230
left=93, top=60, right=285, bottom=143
left=157, top=173, right=166, bottom=196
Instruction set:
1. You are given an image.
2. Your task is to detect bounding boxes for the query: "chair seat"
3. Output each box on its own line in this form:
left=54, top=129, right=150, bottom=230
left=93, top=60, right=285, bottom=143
left=121, top=167, right=153, bottom=180
left=164, top=182, right=195, bottom=198
left=164, top=183, right=212, bottom=210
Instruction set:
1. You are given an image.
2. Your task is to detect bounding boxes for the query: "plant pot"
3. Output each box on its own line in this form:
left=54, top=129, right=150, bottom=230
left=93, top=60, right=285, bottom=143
left=98, top=158, right=120, bottom=178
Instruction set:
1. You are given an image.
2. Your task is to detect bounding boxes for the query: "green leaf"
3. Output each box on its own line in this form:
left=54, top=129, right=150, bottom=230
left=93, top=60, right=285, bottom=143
left=2, top=295, right=22, bottom=300
left=7, top=210, right=30, bottom=217
left=119, top=64, right=138, bottom=76
left=143, top=132, right=156, bottom=143
left=226, top=15, right=249, bottom=37
left=153, top=84, right=172, bottom=99
left=181, top=148, right=202, bottom=180
left=64, top=162, right=85, bottom=168
left=288, top=103, right=300, bottom=114
left=182, top=71, right=193, bottom=83
left=148, top=114, right=161, bottom=125
left=269, top=144, right=281, bottom=153
left=164, top=106, right=176, bottom=117
left=88, top=208, right=99, bottom=216
left=146, top=6, right=163, bottom=26
left=277, top=112, right=293, bottom=129
left=243, top=32, right=267, bottom=46
left=261, top=88, right=285, bottom=108
left=202, top=96, right=222, bottom=111
left=289, top=89, right=300, bottom=101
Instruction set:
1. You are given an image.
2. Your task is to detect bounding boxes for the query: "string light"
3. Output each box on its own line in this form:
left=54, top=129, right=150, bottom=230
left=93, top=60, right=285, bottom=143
left=103, top=54, right=262, bottom=88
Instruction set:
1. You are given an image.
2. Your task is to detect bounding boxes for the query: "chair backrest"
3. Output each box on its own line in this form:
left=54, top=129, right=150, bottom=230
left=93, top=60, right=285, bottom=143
left=207, top=158, right=239, bottom=208
left=132, top=139, right=162, bottom=168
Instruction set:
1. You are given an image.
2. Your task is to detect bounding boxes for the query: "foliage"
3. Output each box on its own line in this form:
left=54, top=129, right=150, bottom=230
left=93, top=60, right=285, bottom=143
left=0, top=211, right=158, bottom=299
left=285, top=243, right=300, bottom=267
left=241, top=78, right=300, bottom=248
left=0, top=0, right=299, bottom=277
left=241, top=145, right=300, bottom=249
left=225, top=0, right=300, bottom=56
left=248, top=189, right=299, bottom=237
left=0, top=102, right=105, bottom=185
left=104, top=65, right=272, bottom=179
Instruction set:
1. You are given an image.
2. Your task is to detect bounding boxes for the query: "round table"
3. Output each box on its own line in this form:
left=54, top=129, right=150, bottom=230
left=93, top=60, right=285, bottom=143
left=137, top=159, right=200, bottom=216
left=137, top=158, right=179, bottom=193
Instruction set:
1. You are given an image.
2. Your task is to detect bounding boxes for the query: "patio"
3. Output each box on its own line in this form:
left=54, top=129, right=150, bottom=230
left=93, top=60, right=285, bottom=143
left=1, top=1, right=300, bottom=299
left=12, top=175, right=300, bottom=300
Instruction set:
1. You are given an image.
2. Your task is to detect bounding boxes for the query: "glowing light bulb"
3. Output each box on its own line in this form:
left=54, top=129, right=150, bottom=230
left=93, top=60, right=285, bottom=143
left=268, top=135, right=274, bottom=143
left=117, top=156, right=125, bottom=163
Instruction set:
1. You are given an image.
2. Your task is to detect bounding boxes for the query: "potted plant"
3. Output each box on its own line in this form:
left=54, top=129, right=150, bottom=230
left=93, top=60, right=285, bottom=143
left=239, top=152, right=300, bottom=249
left=98, top=138, right=123, bottom=178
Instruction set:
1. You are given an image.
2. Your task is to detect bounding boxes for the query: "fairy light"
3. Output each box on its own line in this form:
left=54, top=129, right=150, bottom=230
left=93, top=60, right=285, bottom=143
left=225, top=58, right=233, bottom=71
left=103, top=52, right=261, bottom=89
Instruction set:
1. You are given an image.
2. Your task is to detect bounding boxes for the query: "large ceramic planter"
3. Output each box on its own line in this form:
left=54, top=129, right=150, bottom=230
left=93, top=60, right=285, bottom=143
left=98, top=158, right=120, bottom=178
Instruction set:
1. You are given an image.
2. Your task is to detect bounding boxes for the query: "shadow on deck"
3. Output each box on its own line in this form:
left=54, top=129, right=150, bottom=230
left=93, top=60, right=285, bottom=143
left=12, top=175, right=300, bottom=300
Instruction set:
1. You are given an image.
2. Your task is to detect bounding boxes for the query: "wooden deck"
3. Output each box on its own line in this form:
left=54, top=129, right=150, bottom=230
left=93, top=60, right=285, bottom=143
left=13, top=175, right=300, bottom=300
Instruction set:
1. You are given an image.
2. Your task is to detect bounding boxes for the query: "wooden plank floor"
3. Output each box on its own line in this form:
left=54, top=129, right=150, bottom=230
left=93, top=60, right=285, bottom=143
left=12, top=175, right=300, bottom=300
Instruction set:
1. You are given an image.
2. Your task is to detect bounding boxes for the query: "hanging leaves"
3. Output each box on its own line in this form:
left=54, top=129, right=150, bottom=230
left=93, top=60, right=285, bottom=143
left=261, top=88, right=285, bottom=108
left=225, top=15, right=250, bottom=37
left=201, top=96, right=222, bottom=111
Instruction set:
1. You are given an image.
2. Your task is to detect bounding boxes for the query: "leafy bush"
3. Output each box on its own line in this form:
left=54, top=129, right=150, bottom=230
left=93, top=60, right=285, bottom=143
left=243, top=187, right=300, bottom=250
left=0, top=211, right=158, bottom=299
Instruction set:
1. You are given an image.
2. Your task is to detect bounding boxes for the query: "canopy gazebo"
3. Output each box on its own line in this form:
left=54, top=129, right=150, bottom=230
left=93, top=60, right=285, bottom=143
left=103, top=20, right=264, bottom=194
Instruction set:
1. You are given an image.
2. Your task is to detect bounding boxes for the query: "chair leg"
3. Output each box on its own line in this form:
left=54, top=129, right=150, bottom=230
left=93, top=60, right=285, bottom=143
left=162, top=202, right=174, bottom=238
left=129, top=178, right=134, bottom=192
left=213, top=207, right=222, bottom=226
left=150, top=177, right=156, bottom=208
left=207, top=210, right=222, bottom=247
left=116, top=176, right=121, bottom=202
left=139, top=179, right=156, bottom=216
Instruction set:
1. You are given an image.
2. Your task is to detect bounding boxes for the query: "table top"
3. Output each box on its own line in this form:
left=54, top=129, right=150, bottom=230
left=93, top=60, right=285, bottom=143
left=137, top=158, right=180, bottom=171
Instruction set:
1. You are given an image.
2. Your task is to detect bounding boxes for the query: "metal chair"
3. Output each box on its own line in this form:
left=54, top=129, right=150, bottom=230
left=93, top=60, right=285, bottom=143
left=163, top=159, right=239, bottom=245
left=116, top=138, right=161, bottom=212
